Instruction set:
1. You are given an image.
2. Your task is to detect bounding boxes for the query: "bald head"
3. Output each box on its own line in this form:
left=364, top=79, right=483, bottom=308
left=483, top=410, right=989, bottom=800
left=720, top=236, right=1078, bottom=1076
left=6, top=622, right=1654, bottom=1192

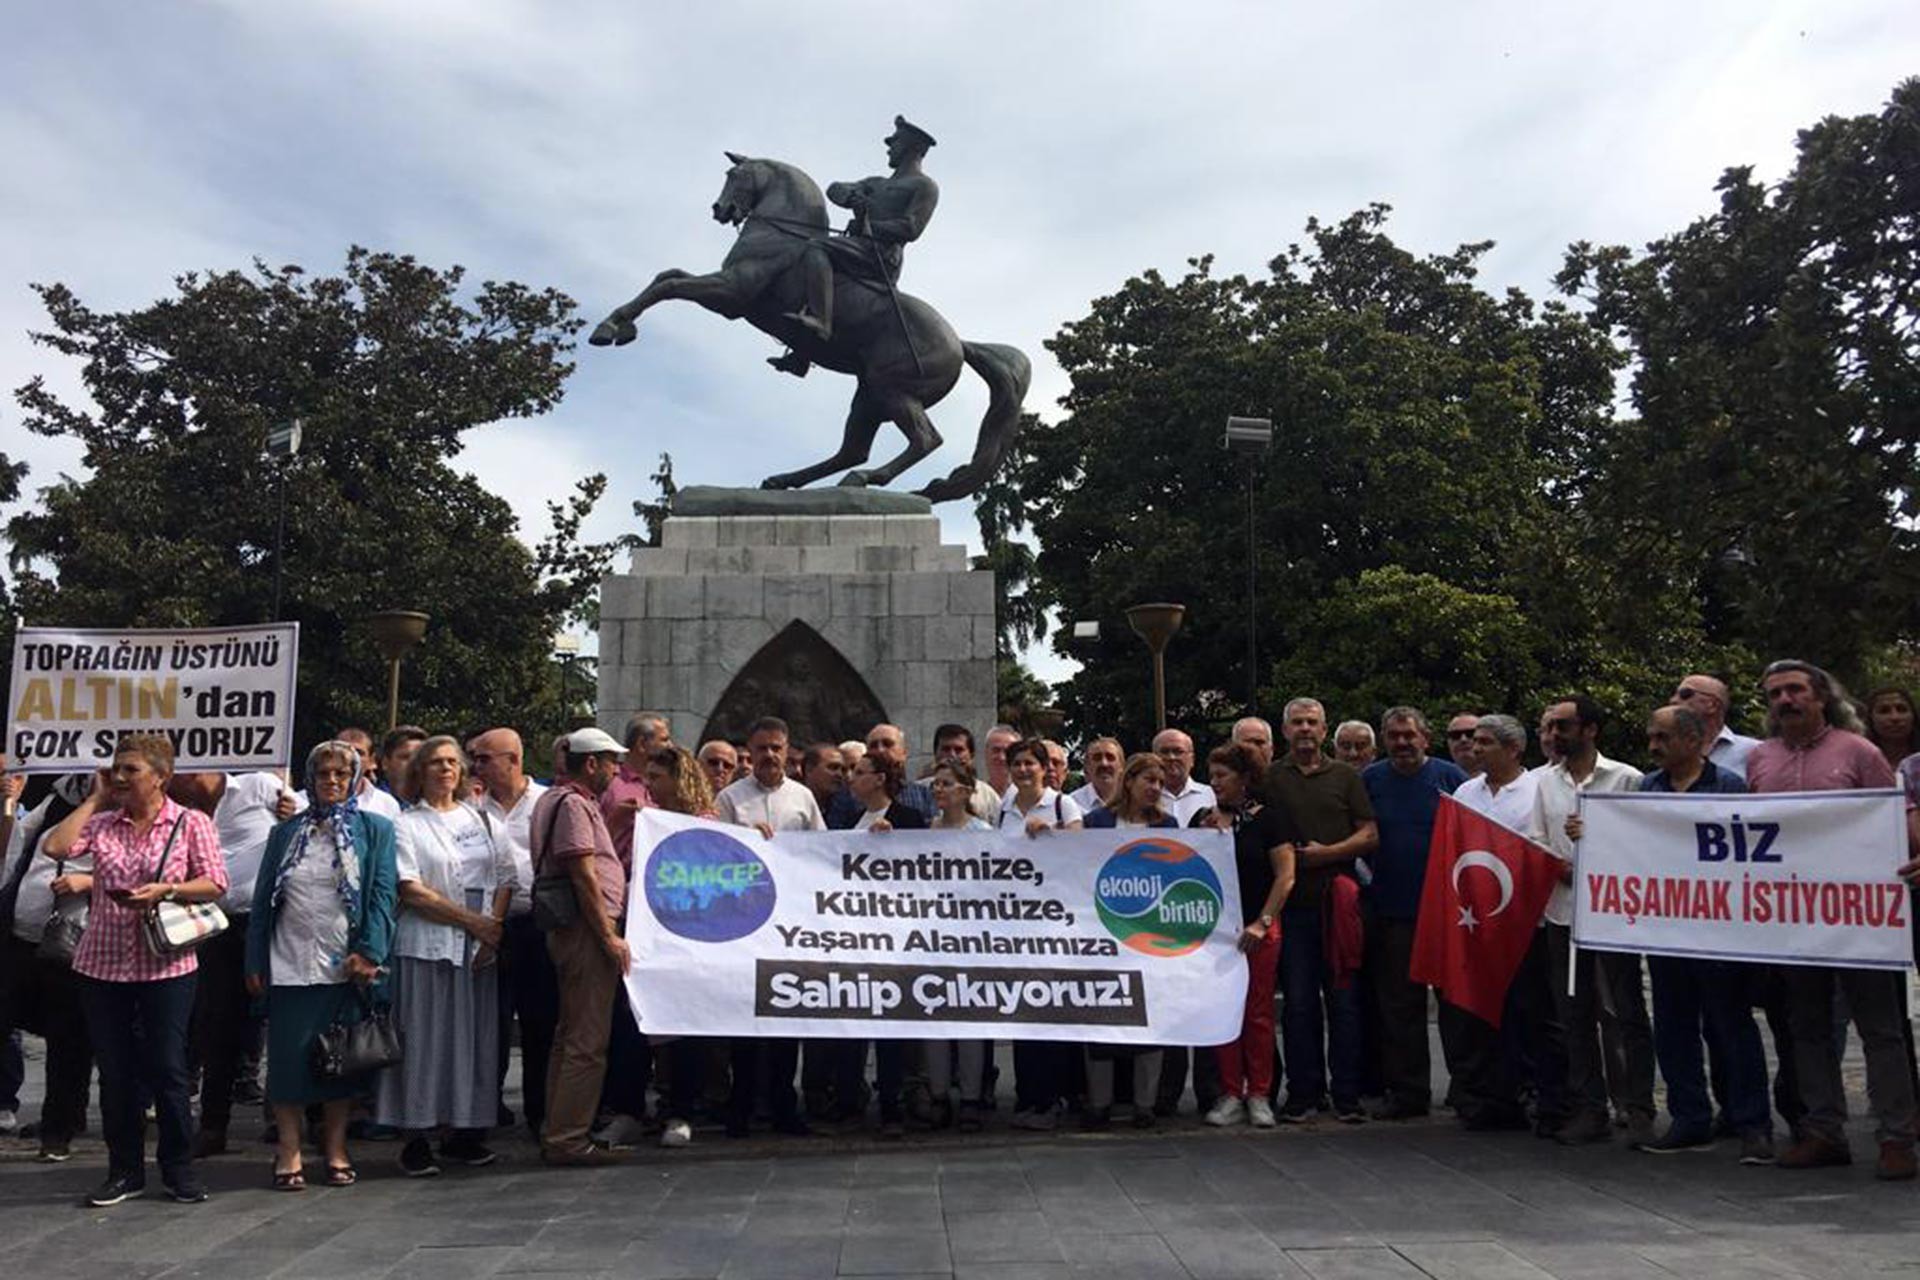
left=1672, top=674, right=1731, bottom=737
left=866, top=723, right=910, bottom=769
left=470, top=727, right=527, bottom=801
left=1152, top=728, right=1196, bottom=790
left=1232, top=717, right=1274, bottom=770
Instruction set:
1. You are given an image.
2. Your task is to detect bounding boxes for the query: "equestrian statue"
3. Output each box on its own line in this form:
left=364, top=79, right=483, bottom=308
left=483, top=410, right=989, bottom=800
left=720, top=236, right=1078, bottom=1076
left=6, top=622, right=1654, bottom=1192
left=588, top=117, right=1031, bottom=502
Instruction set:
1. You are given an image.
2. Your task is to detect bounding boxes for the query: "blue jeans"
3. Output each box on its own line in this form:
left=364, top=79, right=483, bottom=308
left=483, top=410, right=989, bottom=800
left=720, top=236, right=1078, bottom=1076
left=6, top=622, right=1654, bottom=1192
left=80, top=973, right=198, bottom=1183
left=1280, top=905, right=1361, bottom=1108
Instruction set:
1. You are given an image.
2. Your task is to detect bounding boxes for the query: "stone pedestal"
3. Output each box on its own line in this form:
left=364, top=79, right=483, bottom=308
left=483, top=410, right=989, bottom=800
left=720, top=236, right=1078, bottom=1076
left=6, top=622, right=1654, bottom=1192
left=596, top=512, right=998, bottom=762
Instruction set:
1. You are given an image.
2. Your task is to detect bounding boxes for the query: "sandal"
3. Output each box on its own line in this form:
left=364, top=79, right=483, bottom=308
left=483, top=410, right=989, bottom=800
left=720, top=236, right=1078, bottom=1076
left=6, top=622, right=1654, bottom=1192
left=272, top=1168, right=306, bottom=1192
left=322, top=1164, right=357, bottom=1187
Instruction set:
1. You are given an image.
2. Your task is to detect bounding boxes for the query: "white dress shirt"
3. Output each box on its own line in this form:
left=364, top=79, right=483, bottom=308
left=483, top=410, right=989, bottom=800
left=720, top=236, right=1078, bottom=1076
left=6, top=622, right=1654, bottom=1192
left=1162, top=776, right=1218, bottom=827
left=1530, top=753, right=1644, bottom=926
left=479, top=779, right=547, bottom=917
left=1709, top=727, right=1761, bottom=779
left=214, top=771, right=293, bottom=915
left=715, top=775, right=826, bottom=832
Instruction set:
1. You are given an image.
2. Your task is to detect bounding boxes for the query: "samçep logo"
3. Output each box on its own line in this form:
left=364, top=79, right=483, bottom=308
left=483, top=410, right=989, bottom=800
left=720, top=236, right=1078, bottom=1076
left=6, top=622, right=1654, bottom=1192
left=1092, top=837, right=1223, bottom=957
left=644, top=828, right=777, bottom=943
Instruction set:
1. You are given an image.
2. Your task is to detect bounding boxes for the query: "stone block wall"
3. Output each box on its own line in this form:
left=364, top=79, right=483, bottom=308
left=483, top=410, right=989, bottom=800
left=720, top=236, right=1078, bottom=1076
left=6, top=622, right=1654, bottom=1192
left=598, top=513, right=998, bottom=768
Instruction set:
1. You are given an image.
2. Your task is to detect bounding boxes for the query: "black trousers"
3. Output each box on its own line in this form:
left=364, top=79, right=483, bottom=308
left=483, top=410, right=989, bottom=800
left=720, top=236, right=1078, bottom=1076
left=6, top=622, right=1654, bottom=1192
left=0, top=934, right=93, bottom=1143
left=1370, top=917, right=1432, bottom=1110
left=1445, top=928, right=1565, bottom=1123
left=81, top=973, right=197, bottom=1183
left=601, top=982, right=651, bottom=1119
left=1547, top=924, right=1654, bottom=1123
left=188, top=919, right=253, bottom=1133
left=498, top=913, right=558, bottom=1132
left=1014, top=1040, right=1072, bottom=1112
left=729, top=1037, right=801, bottom=1126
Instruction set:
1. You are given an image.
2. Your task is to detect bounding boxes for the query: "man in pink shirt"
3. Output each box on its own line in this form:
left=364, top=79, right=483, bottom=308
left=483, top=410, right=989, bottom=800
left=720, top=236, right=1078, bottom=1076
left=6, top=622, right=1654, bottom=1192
left=533, top=728, right=633, bottom=1166
left=600, top=713, right=670, bottom=859
left=1748, top=660, right=1916, bottom=1180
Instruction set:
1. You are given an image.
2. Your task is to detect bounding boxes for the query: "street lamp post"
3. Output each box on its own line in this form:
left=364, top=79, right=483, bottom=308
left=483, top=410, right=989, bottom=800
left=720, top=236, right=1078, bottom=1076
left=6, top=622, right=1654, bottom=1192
left=367, top=609, right=429, bottom=730
left=1224, top=416, right=1273, bottom=710
left=553, top=632, right=584, bottom=720
left=1125, top=602, right=1186, bottom=733
left=264, top=419, right=303, bottom=621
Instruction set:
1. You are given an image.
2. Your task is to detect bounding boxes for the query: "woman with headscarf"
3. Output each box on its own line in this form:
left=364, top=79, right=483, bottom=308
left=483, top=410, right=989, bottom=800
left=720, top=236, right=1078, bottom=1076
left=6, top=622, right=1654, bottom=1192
left=374, top=735, right=517, bottom=1176
left=245, top=740, right=399, bottom=1189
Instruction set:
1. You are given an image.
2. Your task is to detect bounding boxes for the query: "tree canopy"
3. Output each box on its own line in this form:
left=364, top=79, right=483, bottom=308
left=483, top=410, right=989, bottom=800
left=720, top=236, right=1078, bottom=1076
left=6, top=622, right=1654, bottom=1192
left=6, top=248, right=625, bottom=752
left=982, top=80, right=1920, bottom=751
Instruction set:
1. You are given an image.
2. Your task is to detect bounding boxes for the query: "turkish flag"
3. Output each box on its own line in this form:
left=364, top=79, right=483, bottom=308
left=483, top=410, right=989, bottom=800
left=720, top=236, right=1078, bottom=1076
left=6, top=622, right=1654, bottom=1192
left=1409, top=795, right=1560, bottom=1028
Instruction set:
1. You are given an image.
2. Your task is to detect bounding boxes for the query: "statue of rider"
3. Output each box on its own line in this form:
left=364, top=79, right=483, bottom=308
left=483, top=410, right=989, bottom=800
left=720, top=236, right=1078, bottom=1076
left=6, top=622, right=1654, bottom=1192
left=771, top=116, right=938, bottom=376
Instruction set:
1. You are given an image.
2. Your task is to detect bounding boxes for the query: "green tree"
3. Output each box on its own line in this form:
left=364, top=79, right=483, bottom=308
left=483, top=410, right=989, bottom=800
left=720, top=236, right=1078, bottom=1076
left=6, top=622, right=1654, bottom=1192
left=1263, top=567, right=1547, bottom=721
left=1557, top=77, right=1920, bottom=683
left=7, top=249, right=626, bottom=751
left=988, top=207, right=1621, bottom=746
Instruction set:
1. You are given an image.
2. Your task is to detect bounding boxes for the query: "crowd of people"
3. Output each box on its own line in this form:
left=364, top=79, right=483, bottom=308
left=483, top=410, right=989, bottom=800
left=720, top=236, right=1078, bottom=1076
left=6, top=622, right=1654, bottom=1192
left=3, top=656, right=1918, bottom=1207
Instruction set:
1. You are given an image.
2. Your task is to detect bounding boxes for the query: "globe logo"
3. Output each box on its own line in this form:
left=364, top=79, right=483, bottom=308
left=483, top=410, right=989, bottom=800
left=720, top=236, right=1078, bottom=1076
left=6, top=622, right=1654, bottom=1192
left=1093, top=838, right=1224, bottom=957
left=644, top=828, right=777, bottom=943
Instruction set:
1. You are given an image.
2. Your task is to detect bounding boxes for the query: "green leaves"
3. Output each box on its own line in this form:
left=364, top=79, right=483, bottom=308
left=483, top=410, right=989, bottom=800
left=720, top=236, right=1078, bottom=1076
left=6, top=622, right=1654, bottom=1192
left=981, top=81, right=1920, bottom=755
left=7, top=249, right=618, bottom=751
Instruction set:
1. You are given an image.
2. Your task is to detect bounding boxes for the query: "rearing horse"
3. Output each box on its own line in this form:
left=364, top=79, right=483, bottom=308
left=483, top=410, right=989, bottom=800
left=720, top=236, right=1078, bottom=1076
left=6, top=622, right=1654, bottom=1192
left=589, top=154, right=1030, bottom=500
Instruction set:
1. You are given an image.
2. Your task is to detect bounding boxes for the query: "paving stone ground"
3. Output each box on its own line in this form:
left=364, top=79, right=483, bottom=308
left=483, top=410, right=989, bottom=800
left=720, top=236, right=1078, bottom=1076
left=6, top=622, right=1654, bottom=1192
left=1, top=1036, right=1915, bottom=1279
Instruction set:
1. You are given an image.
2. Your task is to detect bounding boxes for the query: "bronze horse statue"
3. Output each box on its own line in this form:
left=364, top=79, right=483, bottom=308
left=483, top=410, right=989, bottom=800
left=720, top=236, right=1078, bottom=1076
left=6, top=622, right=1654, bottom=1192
left=588, top=154, right=1030, bottom=501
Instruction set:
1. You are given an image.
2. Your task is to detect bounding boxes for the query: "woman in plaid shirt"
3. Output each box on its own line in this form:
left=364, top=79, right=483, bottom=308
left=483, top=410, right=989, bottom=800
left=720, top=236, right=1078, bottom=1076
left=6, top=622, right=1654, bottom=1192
left=41, top=734, right=228, bottom=1207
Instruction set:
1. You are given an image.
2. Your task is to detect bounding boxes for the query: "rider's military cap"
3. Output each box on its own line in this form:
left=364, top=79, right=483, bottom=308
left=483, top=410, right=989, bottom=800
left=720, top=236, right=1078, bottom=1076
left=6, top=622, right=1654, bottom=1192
left=892, top=116, right=936, bottom=151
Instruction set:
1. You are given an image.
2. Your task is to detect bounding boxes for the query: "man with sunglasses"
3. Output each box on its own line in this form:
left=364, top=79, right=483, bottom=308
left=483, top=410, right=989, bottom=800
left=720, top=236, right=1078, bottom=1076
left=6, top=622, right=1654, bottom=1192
left=1444, top=714, right=1482, bottom=777
left=1532, top=695, right=1653, bottom=1148
left=1671, top=675, right=1760, bottom=779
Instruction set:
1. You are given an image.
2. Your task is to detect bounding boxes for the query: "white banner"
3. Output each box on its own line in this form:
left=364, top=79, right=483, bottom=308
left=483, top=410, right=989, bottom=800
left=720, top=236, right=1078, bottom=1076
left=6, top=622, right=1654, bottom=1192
left=623, top=809, right=1247, bottom=1042
left=1572, top=789, right=1911, bottom=970
left=7, top=624, right=299, bottom=775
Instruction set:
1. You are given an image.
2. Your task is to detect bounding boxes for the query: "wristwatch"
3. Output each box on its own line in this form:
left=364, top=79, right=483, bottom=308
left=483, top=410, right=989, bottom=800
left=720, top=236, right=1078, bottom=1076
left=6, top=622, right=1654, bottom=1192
left=1258, top=913, right=1274, bottom=929
left=162, top=885, right=178, bottom=903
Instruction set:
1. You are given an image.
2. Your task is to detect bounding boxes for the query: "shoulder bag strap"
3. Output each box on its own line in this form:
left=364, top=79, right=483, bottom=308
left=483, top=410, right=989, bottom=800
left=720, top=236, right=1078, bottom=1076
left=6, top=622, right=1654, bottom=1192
left=149, top=809, right=186, bottom=881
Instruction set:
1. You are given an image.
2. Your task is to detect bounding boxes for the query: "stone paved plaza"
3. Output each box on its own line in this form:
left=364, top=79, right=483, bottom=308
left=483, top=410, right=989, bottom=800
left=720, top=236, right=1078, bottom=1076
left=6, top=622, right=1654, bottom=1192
left=1, top=1042, right=1916, bottom=1280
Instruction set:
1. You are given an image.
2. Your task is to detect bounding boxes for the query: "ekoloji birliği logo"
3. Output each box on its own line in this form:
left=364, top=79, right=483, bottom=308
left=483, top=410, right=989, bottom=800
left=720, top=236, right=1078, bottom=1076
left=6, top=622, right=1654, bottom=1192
left=644, top=828, right=778, bottom=942
left=1093, top=837, right=1224, bottom=957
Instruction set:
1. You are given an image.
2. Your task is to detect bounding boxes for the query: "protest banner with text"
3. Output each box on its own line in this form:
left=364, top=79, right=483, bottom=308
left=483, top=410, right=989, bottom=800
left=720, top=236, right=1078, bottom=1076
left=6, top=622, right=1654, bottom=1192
left=624, top=809, right=1246, bottom=1042
left=8, top=624, right=299, bottom=774
left=1572, top=788, right=1910, bottom=970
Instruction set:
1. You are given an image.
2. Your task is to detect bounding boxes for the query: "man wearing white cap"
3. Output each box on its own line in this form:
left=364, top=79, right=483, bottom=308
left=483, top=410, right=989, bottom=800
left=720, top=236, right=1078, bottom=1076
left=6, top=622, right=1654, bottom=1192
left=531, top=728, right=632, bottom=1165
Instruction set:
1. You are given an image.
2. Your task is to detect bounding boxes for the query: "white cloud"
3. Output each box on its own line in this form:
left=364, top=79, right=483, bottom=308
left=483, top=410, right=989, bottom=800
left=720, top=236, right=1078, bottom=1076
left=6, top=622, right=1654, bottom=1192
left=3, top=0, right=1915, bottom=688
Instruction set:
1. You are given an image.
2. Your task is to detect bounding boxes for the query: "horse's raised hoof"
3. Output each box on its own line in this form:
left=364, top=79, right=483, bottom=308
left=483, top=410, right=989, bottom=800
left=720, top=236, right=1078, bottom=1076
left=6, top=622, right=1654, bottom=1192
left=589, top=317, right=637, bottom=347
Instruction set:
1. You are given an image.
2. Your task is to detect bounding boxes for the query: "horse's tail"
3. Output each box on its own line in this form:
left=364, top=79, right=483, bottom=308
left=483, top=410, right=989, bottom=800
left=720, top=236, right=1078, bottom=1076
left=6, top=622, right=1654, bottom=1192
left=915, top=341, right=1032, bottom=502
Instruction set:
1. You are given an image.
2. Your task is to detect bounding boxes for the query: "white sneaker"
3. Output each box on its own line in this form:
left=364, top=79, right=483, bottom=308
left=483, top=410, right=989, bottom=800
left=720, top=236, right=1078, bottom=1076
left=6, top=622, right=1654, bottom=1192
left=1011, top=1107, right=1058, bottom=1132
left=659, top=1118, right=692, bottom=1148
left=1247, top=1097, right=1277, bottom=1129
left=1205, top=1096, right=1247, bottom=1127
left=589, top=1114, right=648, bottom=1148
left=0, top=1110, right=16, bottom=1136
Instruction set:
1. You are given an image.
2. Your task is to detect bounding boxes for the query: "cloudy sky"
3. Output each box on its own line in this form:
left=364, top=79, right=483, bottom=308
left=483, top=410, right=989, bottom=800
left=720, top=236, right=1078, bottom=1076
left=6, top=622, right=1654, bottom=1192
left=3, top=2, right=1915, bottom=673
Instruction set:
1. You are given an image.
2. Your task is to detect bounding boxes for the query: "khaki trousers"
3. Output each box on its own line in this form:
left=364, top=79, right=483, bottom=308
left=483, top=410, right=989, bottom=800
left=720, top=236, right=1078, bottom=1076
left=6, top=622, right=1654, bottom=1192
left=543, top=923, right=619, bottom=1155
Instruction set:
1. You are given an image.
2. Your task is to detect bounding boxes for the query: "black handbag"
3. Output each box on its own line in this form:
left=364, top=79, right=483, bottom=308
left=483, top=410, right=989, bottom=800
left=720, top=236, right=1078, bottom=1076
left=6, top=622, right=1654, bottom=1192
left=529, top=794, right=581, bottom=932
left=310, top=985, right=404, bottom=1080
left=34, top=860, right=87, bottom=967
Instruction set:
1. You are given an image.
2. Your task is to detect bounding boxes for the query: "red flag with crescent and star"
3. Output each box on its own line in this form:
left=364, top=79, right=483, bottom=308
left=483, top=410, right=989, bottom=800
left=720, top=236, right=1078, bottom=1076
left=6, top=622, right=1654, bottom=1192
left=1408, top=794, right=1561, bottom=1028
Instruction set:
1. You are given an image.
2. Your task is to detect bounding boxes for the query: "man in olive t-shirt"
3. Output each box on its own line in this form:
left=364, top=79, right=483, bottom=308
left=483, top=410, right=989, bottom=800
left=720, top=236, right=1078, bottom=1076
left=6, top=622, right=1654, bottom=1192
left=1263, top=697, right=1378, bottom=1122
